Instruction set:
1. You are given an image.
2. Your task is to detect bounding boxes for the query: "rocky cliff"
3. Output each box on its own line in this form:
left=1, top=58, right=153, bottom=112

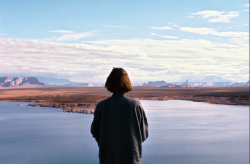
left=0, top=77, right=45, bottom=87
left=143, top=81, right=168, bottom=87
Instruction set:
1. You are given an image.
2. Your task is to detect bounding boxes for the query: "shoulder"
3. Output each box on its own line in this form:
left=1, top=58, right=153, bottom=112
left=94, top=98, right=111, bottom=114
left=125, top=96, right=142, bottom=107
left=96, top=97, right=111, bottom=108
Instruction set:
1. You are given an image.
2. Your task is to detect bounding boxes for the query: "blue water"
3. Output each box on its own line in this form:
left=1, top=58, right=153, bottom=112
left=0, top=100, right=249, bottom=164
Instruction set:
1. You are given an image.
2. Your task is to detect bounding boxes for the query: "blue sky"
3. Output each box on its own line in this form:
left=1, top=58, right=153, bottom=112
left=0, top=0, right=249, bottom=83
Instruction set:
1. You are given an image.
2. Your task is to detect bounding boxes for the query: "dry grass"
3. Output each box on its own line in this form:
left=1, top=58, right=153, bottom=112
left=0, top=86, right=249, bottom=105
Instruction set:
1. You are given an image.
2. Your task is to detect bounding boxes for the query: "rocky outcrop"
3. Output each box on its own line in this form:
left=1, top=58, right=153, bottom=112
left=0, top=77, right=45, bottom=87
left=244, top=81, right=250, bottom=86
left=231, top=81, right=249, bottom=87
left=181, top=80, right=193, bottom=87
left=161, top=80, right=193, bottom=88
left=143, top=81, right=168, bottom=87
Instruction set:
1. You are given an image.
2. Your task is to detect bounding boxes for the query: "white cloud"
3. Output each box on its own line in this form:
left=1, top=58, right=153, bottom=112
left=244, top=4, right=249, bottom=11
left=151, top=33, right=179, bottom=39
left=150, top=26, right=173, bottom=30
left=0, top=37, right=248, bottom=82
left=103, top=25, right=119, bottom=28
left=0, top=34, right=6, bottom=36
left=180, top=27, right=217, bottom=35
left=244, top=4, right=249, bottom=12
left=103, top=25, right=130, bottom=28
left=47, top=30, right=94, bottom=42
left=191, top=10, right=239, bottom=23
left=57, top=31, right=95, bottom=41
left=48, top=30, right=75, bottom=34
left=180, top=27, right=249, bottom=38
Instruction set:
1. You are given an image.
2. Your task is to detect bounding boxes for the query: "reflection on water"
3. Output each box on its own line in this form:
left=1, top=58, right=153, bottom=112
left=141, top=100, right=249, bottom=164
left=0, top=100, right=249, bottom=164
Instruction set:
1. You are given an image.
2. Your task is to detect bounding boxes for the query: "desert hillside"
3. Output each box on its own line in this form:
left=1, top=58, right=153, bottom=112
left=0, top=77, right=45, bottom=87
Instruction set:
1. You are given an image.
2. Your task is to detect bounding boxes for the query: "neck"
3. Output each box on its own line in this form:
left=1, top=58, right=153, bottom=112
left=113, top=92, right=124, bottom=95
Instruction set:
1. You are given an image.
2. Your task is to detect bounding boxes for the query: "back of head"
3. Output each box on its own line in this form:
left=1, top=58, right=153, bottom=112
left=105, top=68, right=132, bottom=93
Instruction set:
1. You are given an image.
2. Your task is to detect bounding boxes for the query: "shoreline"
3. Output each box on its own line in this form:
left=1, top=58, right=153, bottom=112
left=1, top=95, right=249, bottom=114
left=0, top=86, right=249, bottom=114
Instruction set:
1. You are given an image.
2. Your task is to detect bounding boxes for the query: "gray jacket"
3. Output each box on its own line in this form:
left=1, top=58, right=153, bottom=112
left=91, top=93, right=148, bottom=164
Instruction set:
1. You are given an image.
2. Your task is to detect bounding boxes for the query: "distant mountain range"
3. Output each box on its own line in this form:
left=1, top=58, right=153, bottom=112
left=0, top=77, right=45, bottom=87
left=36, top=77, right=103, bottom=87
left=0, top=77, right=97, bottom=87
left=37, top=77, right=74, bottom=84
left=1, top=77, right=249, bottom=88
left=143, top=80, right=249, bottom=87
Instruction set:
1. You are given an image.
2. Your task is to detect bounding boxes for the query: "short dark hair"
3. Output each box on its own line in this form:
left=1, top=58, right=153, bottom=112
left=105, top=68, right=132, bottom=93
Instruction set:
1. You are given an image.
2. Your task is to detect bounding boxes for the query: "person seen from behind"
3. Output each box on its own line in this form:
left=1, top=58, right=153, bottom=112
left=91, top=67, right=149, bottom=164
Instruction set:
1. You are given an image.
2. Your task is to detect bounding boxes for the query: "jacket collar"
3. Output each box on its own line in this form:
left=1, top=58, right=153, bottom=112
left=111, top=93, right=125, bottom=97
